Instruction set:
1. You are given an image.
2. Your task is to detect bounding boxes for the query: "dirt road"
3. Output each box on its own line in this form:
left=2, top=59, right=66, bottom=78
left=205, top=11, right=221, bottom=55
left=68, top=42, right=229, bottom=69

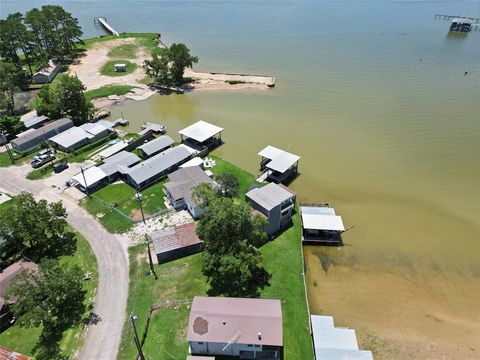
left=0, top=164, right=129, bottom=360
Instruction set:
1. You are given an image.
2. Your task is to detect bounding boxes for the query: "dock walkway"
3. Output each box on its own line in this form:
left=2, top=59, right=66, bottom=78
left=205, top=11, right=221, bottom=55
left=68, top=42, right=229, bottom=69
left=95, top=17, right=119, bottom=36
left=435, top=14, right=480, bottom=23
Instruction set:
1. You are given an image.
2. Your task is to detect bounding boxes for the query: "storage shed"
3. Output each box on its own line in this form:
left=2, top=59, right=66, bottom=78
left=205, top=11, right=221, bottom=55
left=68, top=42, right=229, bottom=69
left=152, top=222, right=202, bottom=264
left=32, top=60, right=61, bottom=84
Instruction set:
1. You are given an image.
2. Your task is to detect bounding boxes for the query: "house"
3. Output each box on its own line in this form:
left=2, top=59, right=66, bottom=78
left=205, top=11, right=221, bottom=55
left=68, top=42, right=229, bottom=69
left=258, top=146, right=300, bottom=184
left=71, top=151, right=141, bottom=192
left=137, top=135, right=174, bottom=159
left=188, top=296, right=283, bottom=359
left=10, top=118, right=73, bottom=153
left=124, top=146, right=192, bottom=189
left=179, top=120, right=223, bottom=152
left=152, top=222, right=202, bottom=264
left=49, top=122, right=113, bottom=152
left=0, top=259, right=38, bottom=331
left=300, top=203, right=346, bottom=245
left=311, top=315, right=373, bottom=360
left=32, top=60, right=61, bottom=84
left=0, top=347, right=32, bottom=360
left=450, top=18, right=472, bottom=32
left=164, top=166, right=214, bottom=218
left=245, top=183, right=296, bottom=236
left=22, top=115, right=49, bottom=129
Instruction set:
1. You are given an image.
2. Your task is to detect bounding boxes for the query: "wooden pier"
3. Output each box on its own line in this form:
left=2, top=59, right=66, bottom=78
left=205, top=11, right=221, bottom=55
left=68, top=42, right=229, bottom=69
left=435, top=14, right=480, bottom=23
left=94, top=17, right=120, bottom=36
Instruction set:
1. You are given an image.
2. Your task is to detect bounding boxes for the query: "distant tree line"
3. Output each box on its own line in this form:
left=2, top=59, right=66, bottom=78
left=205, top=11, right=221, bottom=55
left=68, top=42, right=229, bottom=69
left=0, top=5, right=83, bottom=73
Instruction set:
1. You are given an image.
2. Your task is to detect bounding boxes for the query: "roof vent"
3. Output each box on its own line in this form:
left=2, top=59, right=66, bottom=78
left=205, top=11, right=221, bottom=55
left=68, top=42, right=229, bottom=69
left=223, top=321, right=227, bottom=325
left=258, top=332, right=262, bottom=340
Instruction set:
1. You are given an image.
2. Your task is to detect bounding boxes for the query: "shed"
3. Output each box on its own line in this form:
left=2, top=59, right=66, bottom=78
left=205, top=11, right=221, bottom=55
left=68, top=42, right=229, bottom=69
left=10, top=118, right=73, bottom=153
left=125, top=146, right=192, bottom=188
left=137, top=135, right=174, bottom=159
left=258, top=146, right=300, bottom=184
left=114, top=63, right=127, bottom=72
left=180, top=157, right=204, bottom=169
left=300, top=204, right=345, bottom=245
left=32, top=60, right=61, bottom=84
left=152, top=222, right=202, bottom=264
left=311, top=315, right=373, bottom=360
left=188, top=296, right=283, bottom=358
left=179, top=121, right=223, bottom=151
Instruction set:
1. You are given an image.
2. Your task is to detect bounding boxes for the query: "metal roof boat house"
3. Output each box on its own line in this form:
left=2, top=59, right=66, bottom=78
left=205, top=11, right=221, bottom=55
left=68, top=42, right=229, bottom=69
left=137, top=135, right=174, bottom=159
left=450, top=18, right=473, bottom=32
left=164, top=166, right=215, bottom=218
left=152, top=222, right=202, bottom=264
left=300, top=203, right=346, bottom=245
left=257, top=146, right=300, bottom=184
left=179, top=121, right=223, bottom=153
left=311, top=315, right=373, bottom=360
left=188, top=296, right=283, bottom=359
left=10, top=118, right=73, bottom=153
left=246, top=183, right=296, bottom=236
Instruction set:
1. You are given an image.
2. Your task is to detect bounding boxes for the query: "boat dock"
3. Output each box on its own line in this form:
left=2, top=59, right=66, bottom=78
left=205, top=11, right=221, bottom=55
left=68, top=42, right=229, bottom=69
left=435, top=14, right=480, bottom=23
left=113, top=118, right=129, bottom=127
left=139, top=122, right=166, bottom=135
left=94, top=17, right=120, bottom=36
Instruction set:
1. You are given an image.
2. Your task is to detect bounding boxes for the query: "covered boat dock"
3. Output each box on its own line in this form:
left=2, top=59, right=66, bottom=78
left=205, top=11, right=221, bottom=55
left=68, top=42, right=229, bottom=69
left=179, top=120, right=223, bottom=152
left=300, top=203, right=345, bottom=245
left=257, top=145, right=300, bottom=184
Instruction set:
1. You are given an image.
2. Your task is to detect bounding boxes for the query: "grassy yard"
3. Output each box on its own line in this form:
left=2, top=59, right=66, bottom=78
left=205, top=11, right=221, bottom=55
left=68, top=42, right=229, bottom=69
left=0, top=149, right=37, bottom=168
left=0, top=229, right=98, bottom=358
left=118, top=213, right=313, bottom=360
left=80, top=180, right=168, bottom=233
left=85, top=85, right=135, bottom=102
left=80, top=33, right=158, bottom=53
left=107, top=43, right=137, bottom=59
left=210, top=155, right=258, bottom=198
left=101, top=60, right=137, bottom=77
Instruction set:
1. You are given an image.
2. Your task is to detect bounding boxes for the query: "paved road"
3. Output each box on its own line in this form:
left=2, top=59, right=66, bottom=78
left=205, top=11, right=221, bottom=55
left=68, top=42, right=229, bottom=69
left=0, top=164, right=129, bottom=360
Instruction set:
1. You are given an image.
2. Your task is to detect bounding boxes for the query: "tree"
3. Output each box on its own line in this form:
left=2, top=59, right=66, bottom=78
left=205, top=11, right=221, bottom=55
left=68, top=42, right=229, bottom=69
left=34, top=74, right=94, bottom=125
left=0, top=62, right=29, bottom=115
left=215, top=173, right=240, bottom=198
left=143, top=43, right=198, bottom=86
left=8, top=259, right=86, bottom=333
left=193, top=188, right=270, bottom=297
left=0, top=115, right=25, bottom=137
left=0, top=192, right=76, bottom=262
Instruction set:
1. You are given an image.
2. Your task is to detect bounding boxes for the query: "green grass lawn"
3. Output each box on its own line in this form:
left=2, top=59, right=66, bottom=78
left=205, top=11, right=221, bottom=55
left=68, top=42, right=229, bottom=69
left=80, top=180, right=168, bottom=233
left=118, top=213, right=313, bottom=360
left=101, top=60, right=137, bottom=77
left=85, top=85, right=135, bottom=102
left=26, top=165, right=54, bottom=180
left=107, top=43, right=137, bottom=59
left=0, top=149, right=37, bottom=168
left=0, top=229, right=98, bottom=358
left=210, top=155, right=258, bottom=198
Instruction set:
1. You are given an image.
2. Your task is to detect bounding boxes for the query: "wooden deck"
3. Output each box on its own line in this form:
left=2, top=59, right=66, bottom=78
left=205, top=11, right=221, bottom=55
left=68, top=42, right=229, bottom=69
left=95, top=17, right=119, bottom=36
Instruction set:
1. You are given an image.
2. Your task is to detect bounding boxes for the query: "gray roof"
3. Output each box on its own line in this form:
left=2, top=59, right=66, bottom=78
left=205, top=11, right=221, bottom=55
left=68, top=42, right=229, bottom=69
left=23, top=115, right=49, bottom=128
left=99, top=151, right=141, bottom=177
left=179, top=121, right=223, bottom=143
left=138, top=135, right=174, bottom=156
left=49, top=126, right=92, bottom=148
left=258, top=145, right=300, bottom=173
left=126, top=146, right=191, bottom=185
left=165, top=166, right=213, bottom=202
left=80, top=122, right=110, bottom=136
left=12, top=118, right=73, bottom=147
left=246, top=182, right=296, bottom=211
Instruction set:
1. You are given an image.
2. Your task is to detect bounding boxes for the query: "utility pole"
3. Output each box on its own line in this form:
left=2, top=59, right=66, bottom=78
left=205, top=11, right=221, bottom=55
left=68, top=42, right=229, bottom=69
left=130, top=313, right=145, bottom=360
left=136, top=189, right=146, bottom=225
left=80, top=166, right=90, bottom=197
left=144, top=234, right=157, bottom=279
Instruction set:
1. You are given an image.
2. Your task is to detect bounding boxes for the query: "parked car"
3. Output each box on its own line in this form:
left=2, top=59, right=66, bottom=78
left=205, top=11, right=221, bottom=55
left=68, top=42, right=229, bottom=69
left=36, top=148, right=52, bottom=157
left=53, top=162, right=68, bottom=173
left=31, top=154, right=55, bottom=168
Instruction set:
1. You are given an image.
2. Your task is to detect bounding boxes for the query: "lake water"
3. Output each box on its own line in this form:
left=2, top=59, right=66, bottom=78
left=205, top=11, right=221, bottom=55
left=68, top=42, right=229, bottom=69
left=2, top=0, right=480, bottom=358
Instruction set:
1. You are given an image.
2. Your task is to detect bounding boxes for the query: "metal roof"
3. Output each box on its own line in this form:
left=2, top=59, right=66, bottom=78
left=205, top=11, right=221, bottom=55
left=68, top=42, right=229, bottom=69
left=98, top=151, right=141, bottom=177
left=49, top=127, right=92, bottom=148
left=246, top=183, right=295, bottom=211
left=80, top=122, right=110, bottom=136
left=179, top=121, right=223, bottom=143
left=188, top=296, right=283, bottom=346
left=301, top=214, right=345, bottom=231
left=165, top=166, right=213, bottom=201
left=311, top=315, right=373, bottom=360
left=12, top=118, right=73, bottom=147
left=138, top=135, right=174, bottom=156
left=258, top=146, right=300, bottom=173
left=96, top=140, right=129, bottom=159
left=452, top=18, right=473, bottom=24
left=23, top=115, right=48, bottom=128
left=71, top=167, right=108, bottom=188
left=301, top=206, right=336, bottom=216
left=152, top=222, right=202, bottom=254
left=0, top=347, right=32, bottom=360
left=126, top=146, right=191, bottom=185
